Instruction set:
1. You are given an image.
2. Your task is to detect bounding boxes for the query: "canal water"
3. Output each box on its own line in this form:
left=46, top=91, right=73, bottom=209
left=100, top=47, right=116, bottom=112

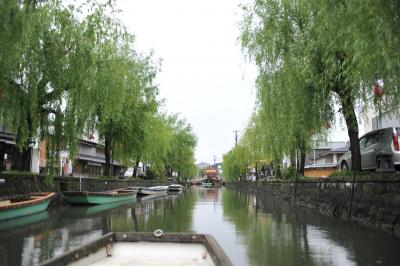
left=0, top=187, right=400, bottom=266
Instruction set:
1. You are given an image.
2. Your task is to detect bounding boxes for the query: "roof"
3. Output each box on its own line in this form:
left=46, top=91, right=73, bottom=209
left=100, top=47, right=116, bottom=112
left=313, top=141, right=347, bottom=150
left=77, top=154, right=122, bottom=166
left=79, top=139, right=103, bottom=147
left=327, top=145, right=349, bottom=153
left=305, top=163, right=338, bottom=169
left=0, top=131, right=16, bottom=144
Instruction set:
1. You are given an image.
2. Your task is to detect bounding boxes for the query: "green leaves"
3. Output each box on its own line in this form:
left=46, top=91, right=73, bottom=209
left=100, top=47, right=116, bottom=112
left=234, top=0, right=400, bottom=173
left=0, top=1, right=197, bottom=177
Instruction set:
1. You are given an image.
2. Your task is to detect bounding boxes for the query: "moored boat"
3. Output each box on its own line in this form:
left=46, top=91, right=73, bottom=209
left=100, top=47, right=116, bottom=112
left=201, top=182, right=214, bottom=188
left=41, top=231, right=233, bottom=266
left=137, top=186, right=169, bottom=196
left=64, top=198, right=137, bottom=218
left=0, top=192, right=55, bottom=222
left=168, top=184, right=184, bottom=192
left=63, top=188, right=138, bottom=205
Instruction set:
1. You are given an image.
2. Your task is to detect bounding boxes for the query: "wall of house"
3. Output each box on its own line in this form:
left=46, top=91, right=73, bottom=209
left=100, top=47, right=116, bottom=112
left=364, top=107, right=400, bottom=133
left=30, top=148, right=40, bottom=174
left=226, top=176, right=400, bottom=238
left=304, top=168, right=337, bottom=178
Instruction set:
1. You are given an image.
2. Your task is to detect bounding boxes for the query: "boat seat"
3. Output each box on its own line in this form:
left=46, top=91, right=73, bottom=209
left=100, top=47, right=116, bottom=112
left=30, top=196, right=43, bottom=199
left=0, top=200, right=11, bottom=206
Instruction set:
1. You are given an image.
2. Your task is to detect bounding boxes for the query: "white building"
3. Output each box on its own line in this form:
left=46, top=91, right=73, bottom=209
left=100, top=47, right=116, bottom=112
left=363, top=106, right=400, bottom=133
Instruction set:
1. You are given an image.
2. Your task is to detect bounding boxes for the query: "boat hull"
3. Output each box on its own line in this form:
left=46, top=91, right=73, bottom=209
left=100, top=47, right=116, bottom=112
left=63, top=190, right=137, bottom=205
left=0, top=210, right=49, bottom=232
left=41, top=232, right=233, bottom=266
left=138, top=186, right=169, bottom=196
left=0, top=193, right=54, bottom=221
left=64, top=199, right=137, bottom=218
left=168, top=184, right=184, bottom=192
left=201, top=182, right=214, bottom=188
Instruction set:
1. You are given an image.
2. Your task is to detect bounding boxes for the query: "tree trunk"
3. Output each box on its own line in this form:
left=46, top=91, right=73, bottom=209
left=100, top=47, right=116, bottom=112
left=333, top=51, right=361, bottom=171
left=255, top=162, right=259, bottom=180
left=336, top=88, right=361, bottom=171
left=12, top=146, right=31, bottom=171
left=297, top=138, right=306, bottom=176
left=299, top=149, right=306, bottom=176
left=110, top=140, right=116, bottom=177
left=13, top=111, right=33, bottom=171
left=290, top=148, right=296, bottom=176
left=132, top=159, right=140, bottom=177
left=104, top=134, right=111, bottom=177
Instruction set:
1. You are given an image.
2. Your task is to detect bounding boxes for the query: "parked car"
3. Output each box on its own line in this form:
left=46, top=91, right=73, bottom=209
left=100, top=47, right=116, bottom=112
left=338, top=127, right=400, bottom=171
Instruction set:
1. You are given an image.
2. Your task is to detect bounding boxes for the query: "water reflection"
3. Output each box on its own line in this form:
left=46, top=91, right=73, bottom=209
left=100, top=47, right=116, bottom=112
left=222, top=188, right=400, bottom=266
left=0, top=188, right=399, bottom=266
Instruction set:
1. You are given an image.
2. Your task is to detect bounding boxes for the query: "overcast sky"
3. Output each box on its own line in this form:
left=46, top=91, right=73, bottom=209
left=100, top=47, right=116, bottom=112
left=117, top=0, right=350, bottom=164
left=118, top=0, right=257, bottom=164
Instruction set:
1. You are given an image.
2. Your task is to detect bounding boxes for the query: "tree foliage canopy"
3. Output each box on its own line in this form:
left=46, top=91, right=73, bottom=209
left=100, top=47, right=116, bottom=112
left=232, top=0, right=400, bottom=173
left=0, top=0, right=197, bottom=178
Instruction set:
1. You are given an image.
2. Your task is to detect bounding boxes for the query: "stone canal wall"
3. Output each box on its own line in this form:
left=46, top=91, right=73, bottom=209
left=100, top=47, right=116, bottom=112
left=226, top=178, right=400, bottom=238
left=0, top=173, right=173, bottom=199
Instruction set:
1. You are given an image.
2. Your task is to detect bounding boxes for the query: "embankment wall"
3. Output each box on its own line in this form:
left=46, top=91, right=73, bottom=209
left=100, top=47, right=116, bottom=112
left=0, top=173, right=172, bottom=199
left=226, top=178, right=400, bottom=238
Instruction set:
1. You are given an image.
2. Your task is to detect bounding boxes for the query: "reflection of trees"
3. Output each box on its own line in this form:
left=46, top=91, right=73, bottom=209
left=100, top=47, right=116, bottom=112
left=110, top=192, right=198, bottom=232
left=224, top=188, right=400, bottom=266
left=222, top=189, right=316, bottom=266
left=139, top=193, right=197, bottom=232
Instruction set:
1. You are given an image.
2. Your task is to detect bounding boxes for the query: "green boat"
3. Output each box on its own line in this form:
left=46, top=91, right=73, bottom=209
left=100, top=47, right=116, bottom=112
left=0, top=210, right=49, bottom=232
left=201, top=182, right=214, bottom=187
left=0, top=192, right=55, bottom=221
left=63, top=188, right=138, bottom=205
left=64, top=198, right=137, bottom=218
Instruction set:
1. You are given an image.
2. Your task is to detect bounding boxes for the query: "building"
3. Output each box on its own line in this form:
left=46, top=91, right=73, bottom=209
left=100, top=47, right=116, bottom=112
left=58, top=133, right=123, bottom=177
left=1, top=121, right=123, bottom=177
left=306, top=141, right=347, bottom=165
left=304, top=141, right=348, bottom=178
left=0, top=122, right=40, bottom=173
left=364, top=106, right=400, bottom=133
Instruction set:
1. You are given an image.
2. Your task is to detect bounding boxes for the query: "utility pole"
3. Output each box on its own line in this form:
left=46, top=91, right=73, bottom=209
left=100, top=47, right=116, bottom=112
left=233, top=130, right=239, bottom=146
left=213, top=155, right=217, bottom=165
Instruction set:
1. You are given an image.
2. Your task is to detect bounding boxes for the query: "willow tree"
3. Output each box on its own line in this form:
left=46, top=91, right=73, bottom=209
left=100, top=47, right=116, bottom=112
left=141, top=113, right=173, bottom=178
left=240, top=112, right=271, bottom=179
left=241, top=0, right=400, bottom=171
left=110, top=53, right=160, bottom=178
left=0, top=0, right=101, bottom=172
left=164, top=115, right=197, bottom=180
left=223, top=143, right=251, bottom=181
left=90, top=24, right=159, bottom=176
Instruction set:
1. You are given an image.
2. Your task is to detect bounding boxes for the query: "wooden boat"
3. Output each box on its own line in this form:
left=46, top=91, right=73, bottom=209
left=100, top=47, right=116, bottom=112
left=63, top=188, right=138, bottom=205
left=41, top=231, right=233, bottom=266
left=0, top=210, right=49, bottom=232
left=0, top=192, right=55, bottom=222
left=64, top=197, right=137, bottom=218
left=168, top=184, right=184, bottom=192
left=137, top=186, right=169, bottom=196
left=202, top=182, right=214, bottom=188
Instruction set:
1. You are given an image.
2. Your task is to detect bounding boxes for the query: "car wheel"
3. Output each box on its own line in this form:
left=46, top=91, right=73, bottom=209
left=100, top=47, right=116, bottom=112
left=341, top=161, right=349, bottom=171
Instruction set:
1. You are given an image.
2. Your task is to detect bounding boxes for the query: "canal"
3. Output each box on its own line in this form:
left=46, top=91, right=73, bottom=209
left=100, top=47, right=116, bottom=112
left=0, top=187, right=400, bottom=266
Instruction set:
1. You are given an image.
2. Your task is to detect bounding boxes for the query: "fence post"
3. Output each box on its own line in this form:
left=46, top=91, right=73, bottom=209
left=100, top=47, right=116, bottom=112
left=347, top=171, right=356, bottom=220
